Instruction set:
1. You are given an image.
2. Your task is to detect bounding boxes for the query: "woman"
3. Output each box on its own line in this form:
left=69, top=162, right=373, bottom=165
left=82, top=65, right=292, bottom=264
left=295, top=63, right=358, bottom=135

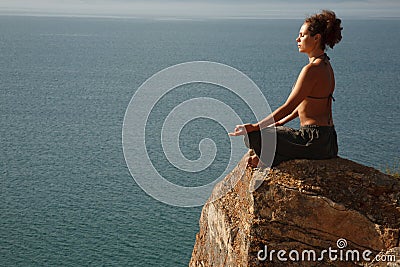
left=229, top=10, right=343, bottom=168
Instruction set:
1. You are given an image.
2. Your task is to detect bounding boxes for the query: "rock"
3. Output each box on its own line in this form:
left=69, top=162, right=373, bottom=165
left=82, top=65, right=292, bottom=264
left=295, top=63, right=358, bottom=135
left=189, top=153, right=400, bottom=267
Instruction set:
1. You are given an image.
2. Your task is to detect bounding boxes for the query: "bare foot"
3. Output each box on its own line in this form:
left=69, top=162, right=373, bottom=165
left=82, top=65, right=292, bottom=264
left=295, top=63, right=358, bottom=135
left=247, top=154, right=259, bottom=168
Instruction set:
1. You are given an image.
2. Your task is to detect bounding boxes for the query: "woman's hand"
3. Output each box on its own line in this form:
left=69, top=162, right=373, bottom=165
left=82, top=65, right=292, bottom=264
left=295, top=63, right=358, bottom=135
left=228, top=123, right=259, bottom=136
left=228, top=125, right=246, bottom=136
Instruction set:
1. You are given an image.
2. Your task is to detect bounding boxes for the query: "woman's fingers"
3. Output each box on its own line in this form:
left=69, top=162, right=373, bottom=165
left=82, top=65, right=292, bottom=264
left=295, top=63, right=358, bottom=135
left=235, top=125, right=244, bottom=131
left=228, top=125, right=246, bottom=136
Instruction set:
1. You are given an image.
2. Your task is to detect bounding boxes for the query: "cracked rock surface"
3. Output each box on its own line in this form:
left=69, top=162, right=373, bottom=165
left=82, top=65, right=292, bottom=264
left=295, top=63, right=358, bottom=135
left=190, top=153, right=400, bottom=267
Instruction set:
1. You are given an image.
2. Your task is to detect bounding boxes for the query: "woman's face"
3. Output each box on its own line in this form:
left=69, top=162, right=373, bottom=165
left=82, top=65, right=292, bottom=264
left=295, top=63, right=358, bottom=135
left=296, top=23, right=318, bottom=53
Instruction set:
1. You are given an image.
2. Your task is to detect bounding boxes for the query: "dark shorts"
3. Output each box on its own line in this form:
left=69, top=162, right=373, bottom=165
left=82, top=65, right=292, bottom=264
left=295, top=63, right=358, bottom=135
left=244, top=125, right=338, bottom=167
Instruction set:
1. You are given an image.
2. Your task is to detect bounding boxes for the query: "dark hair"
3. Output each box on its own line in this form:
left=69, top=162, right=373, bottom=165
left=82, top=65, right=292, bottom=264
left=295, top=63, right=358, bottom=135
left=305, top=10, right=343, bottom=50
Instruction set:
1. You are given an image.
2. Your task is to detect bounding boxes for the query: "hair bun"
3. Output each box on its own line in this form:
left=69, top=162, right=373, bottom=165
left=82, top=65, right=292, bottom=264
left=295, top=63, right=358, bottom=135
left=305, top=10, right=343, bottom=50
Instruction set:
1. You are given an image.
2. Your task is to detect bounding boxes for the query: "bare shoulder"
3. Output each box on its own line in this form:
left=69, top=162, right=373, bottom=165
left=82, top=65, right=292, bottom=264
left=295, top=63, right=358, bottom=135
left=299, top=63, right=320, bottom=79
left=304, top=61, right=330, bottom=77
left=304, top=62, right=323, bottom=72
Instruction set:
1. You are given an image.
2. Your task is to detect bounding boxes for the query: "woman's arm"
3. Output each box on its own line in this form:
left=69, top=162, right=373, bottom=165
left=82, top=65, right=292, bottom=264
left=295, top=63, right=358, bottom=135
left=229, top=64, right=317, bottom=136
left=275, top=107, right=299, bottom=126
left=256, top=64, right=317, bottom=129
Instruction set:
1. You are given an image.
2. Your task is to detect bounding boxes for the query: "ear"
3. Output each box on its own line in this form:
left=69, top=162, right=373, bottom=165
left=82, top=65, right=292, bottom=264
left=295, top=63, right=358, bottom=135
left=314, top=33, right=321, bottom=41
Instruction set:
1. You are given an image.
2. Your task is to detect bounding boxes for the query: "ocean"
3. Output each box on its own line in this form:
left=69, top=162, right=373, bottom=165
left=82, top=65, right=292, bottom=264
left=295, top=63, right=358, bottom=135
left=1, top=15, right=399, bottom=266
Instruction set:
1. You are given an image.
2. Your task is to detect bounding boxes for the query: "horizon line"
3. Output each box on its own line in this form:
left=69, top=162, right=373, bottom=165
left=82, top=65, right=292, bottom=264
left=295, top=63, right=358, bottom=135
left=1, top=11, right=399, bottom=21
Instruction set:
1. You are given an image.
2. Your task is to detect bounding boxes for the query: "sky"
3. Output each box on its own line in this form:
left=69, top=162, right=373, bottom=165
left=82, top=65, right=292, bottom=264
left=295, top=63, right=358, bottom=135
left=0, top=0, right=399, bottom=19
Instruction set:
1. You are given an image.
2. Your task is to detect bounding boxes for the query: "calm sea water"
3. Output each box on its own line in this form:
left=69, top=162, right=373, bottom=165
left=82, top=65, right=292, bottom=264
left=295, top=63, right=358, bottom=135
left=1, top=15, right=399, bottom=266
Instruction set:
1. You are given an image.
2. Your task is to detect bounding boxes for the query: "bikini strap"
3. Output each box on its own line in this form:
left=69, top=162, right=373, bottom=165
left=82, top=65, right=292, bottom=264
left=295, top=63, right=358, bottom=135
left=311, top=53, right=330, bottom=64
left=307, top=93, right=335, bottom=101
left=306, top=93, right=335, bottom=125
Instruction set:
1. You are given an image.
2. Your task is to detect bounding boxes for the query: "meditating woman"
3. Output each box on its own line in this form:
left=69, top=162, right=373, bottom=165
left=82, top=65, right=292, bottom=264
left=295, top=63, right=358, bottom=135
left=229, top=10, right=343, bottom=168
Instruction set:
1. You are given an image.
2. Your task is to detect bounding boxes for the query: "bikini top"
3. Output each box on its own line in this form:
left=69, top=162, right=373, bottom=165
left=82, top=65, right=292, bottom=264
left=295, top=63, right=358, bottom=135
left=307, top=94, right=335, bottom=125
left=307, top=93, right=335, bottom=101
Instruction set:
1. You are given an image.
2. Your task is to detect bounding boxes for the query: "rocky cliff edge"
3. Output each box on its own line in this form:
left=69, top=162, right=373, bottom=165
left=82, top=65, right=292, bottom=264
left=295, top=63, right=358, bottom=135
left=190, top=153, right=400, bottom=267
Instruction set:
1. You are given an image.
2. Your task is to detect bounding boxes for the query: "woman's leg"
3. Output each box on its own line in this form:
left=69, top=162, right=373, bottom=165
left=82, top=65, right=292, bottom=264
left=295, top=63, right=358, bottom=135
left=244, top=126, right=307, bottom=167
left=244, top=127, right=278, bottom=168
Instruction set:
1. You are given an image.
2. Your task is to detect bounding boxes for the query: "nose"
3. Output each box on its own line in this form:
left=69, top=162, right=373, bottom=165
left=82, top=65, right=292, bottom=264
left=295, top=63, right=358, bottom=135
left=296, top=36, right=300, bottom=42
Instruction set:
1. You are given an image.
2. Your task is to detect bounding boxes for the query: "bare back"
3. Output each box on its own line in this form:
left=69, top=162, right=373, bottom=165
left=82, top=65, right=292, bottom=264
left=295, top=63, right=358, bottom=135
left=297, top=56, right=335, bottom=126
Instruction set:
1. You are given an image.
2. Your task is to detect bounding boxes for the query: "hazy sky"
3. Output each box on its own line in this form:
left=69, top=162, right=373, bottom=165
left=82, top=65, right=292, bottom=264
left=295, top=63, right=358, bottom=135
left=0, top=0, right=399, bottom=18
